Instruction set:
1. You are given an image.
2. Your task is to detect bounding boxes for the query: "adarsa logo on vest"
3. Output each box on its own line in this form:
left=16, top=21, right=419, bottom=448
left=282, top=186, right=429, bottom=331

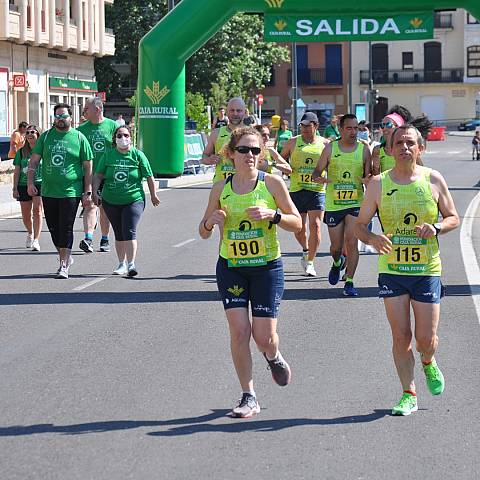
left=140, top=81, right=179, bottom=120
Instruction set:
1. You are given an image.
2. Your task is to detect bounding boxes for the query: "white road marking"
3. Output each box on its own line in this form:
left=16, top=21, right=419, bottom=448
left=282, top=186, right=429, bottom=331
left=73, top=277, right=108, bottom=291
left=460, top=191, right=480, bottom=326
left=173, top=238, right=196, bottom=248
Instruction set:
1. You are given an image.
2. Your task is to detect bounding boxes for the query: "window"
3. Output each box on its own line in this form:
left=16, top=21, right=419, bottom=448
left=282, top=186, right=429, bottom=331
left=467, top=13, right=479, bottom=24
left=467, top=46, right=480, bottom=77
left=26, top=0, right=32, bottom=28
left=402, top=52, right=413, bottom=70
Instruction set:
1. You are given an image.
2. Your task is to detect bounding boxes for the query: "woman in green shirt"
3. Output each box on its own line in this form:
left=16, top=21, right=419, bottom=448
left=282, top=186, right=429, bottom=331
left=12, top=125, right=43, bottom=251
left=92, top=126, right=160, bottom=277
left=274, top=118, right=293, bottom=154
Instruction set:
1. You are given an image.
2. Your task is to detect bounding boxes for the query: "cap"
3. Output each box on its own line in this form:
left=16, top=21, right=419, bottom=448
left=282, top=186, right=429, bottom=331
left=299, top=112, right=319, bottom=125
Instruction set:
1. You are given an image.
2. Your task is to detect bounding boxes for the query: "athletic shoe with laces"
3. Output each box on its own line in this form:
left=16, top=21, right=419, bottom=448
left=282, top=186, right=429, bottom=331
left=328, top=255, right=346, bottom=285
left=263, top=351, right=291, bottom=386
left=301, top=251, right=308, bottom=272
left=305, top=261, right=317, bottom=277
left=31, top=239, right=41, bottom=251
left=232, top=393, right=260, bottom=418
left=343, top=281, right=358, bottom=296
left=422, top=358, right=445, bottom=395
left=79, top=238, right=94, bottom=253
left=127, top=262, right=138, bottom=277
left=25, top=233, right=34, bottom=248
left=56, top=256, right=74, bottom=275
left=392, top=392, right=418, bottom=416
left=113, top=262, right=128, bottom=275
left=56, top=262, right=70, bottom=279
left=99, top=238, right=110, bottom=252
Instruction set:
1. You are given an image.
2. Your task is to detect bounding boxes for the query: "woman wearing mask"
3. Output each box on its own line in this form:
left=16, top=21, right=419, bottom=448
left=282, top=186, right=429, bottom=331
left=12, top=125, right=43, bottom=251
left=199, top=126, right=301, bottom=418
left=92, top=125, right=160, bottom=276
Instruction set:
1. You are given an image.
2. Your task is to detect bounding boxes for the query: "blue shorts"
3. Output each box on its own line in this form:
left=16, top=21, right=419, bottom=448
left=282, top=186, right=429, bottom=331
left=378, top=273, right=445, bottom=304
left=324, top=207, right=360, bottom=227
left=290, top=190, right=325, bottom=213
left=216, top=256, right=284, bottom=318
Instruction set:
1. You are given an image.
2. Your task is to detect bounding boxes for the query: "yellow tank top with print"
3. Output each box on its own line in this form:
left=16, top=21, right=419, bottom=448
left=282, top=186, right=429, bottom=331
left=379, top=146, right=395, bottom=172
left=325, top=141, right=365, bottom=211
left=378, top=167, right=441, bottom=276
left=213, top=126, right=235, bottom=183
left=289, top=136, right=326, bottom=193
left=220, top=172, right=280, bottom=266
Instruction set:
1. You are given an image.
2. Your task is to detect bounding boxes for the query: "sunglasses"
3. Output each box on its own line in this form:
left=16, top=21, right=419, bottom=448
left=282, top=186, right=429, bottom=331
left=116, top=133, right=130, bottom=138
left=26, top=130, right=37, bottom=135
left=54, top=113, right=70, bottom=119
left=235, top=146, right=261, bottom=155
left=381, top=121, right=395, bottom=129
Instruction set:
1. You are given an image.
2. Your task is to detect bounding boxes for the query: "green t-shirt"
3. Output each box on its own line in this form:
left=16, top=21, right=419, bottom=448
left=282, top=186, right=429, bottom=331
left=32, top=128, right=93, bottom=198
left=95, top=147, right=153, bottom=205
left=77, top=118, right=117, bottom=169
left=324, top=124, right=340, bottom=140
left=276, top=129, right=293, bottom=153
left=13, top=149, right=42, bottom=185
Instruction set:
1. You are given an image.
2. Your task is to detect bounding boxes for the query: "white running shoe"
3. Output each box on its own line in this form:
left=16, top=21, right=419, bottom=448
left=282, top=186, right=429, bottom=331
left=305, top=261, right=317, bottom=277
left=31, top=239, right=41, bottom=251
left=56, top=256, right=74, bottom=275
left=56, top=262, right=69, bottom=279
left=25, top=233, right=34, bottom=248
left=113, top=262, right=128, bottom=275
left=127, top=262, right=138, bottom=277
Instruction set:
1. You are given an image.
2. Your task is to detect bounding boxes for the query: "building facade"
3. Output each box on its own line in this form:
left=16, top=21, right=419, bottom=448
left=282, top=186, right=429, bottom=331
left=0, top=0, right=115, bottom=135
left=352, top=9, right=480, bottom=124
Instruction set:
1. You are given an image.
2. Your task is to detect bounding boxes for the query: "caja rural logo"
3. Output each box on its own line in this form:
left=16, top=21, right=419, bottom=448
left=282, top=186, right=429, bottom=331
left=265, top=0, right=284, bottom=8
left=139, top=81, right=179, bottom=119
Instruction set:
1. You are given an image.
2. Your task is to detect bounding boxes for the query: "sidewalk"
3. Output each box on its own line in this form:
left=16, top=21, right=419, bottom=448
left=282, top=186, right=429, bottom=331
left=0, top=168, right=214, bottom=218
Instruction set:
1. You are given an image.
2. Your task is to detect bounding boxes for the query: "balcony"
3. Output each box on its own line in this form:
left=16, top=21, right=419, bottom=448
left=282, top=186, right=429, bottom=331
left=360, top=68, right=464, bottom=84
left=287, top=68, right=343, bottom=86
left=434, top=12, right=454, bottom=29
left=104, top=32, right=115, bottom=56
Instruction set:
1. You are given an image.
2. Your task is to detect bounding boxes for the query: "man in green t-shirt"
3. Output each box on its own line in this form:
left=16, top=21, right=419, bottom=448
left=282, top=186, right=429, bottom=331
left=27, top=103, right=93, bottom=279
left=77, top=97, right=117, bottom=253
left=324, top=115, right=341, bottom=141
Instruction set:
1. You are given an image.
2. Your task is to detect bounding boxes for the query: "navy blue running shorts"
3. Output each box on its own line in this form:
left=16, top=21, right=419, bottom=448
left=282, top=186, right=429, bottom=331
left=216, top=256, right=284, bottom=318
left=324, top=207, right=360, bottom=227
left=378, top=273, right=445, bottom=304
left=290, top=190, right=325, bottom=214
left=17, top=184, right=41, bottom=202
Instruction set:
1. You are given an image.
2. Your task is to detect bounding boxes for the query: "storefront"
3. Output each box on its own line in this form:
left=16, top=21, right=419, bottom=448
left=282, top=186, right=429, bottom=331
left=48, top=77, right=98, bottom=127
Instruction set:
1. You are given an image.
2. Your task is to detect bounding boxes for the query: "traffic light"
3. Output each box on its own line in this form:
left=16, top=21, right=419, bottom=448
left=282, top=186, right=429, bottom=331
left=370, top=89, right=380, bottom=104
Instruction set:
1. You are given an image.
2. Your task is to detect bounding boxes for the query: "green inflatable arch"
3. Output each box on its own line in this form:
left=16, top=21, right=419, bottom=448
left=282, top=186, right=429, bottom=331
left=138, top=0, right=480, bottom=176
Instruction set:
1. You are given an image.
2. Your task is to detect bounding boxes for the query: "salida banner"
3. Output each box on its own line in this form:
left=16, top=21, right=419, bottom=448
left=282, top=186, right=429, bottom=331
left=264, top=12, right=433, bottom=42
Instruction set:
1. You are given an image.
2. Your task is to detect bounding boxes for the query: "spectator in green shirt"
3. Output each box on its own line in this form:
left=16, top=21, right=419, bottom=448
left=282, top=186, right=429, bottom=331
left=27, top=103, right=94, bottom=279
left=323, top=115, right=341, bottom=141
left=274, top=118, right=293, bottom=154
left=92, top=125, right=160, bottom=277
left=77, top=97, right=118, bottom=254
left=12, top=124, right=43, bottom=252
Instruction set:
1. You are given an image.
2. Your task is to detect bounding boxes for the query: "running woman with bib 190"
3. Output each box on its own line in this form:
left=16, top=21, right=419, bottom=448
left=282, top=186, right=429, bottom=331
left=313, top=114, right=371, bottom=296
left=202, top=97, right=247, bottom=183
left=281, top=112, right=328, bottom=277
left=355, top=125, right=459, bottom=416
left=199, top=126, right=301, bottom=419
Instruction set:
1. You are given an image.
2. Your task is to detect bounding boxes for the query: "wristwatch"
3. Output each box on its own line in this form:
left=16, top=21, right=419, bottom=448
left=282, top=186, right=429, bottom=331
left=433, top=222, right=442, bottom=236
left=272, top=212, right=282, bottom=224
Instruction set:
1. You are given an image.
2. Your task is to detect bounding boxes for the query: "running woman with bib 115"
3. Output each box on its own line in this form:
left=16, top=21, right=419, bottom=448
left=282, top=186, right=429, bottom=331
left=199, top=126, right=301, bottom=418
left=355, top=125, right=459, bottom=416
left=312, top=114, right=371, bottom=296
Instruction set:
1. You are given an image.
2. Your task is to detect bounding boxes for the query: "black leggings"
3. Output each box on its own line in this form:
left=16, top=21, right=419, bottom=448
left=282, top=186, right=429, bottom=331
left=102, top=199, right=145, bottom=241
left=42, top=196, right=81, bottom=249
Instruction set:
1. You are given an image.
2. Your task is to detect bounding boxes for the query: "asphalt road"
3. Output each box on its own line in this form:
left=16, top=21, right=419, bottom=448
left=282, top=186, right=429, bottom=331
left=1, top=136, right=479, bottom=479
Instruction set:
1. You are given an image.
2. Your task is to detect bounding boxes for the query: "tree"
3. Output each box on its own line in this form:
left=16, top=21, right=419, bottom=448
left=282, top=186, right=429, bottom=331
left=186, top=92, right=209, bottom=131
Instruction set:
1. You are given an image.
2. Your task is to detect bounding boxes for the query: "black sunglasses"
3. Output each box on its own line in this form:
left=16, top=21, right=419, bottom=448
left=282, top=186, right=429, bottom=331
left=26, top=130, right=37, bottom=135
left=235, top=146, right=261, bottom=155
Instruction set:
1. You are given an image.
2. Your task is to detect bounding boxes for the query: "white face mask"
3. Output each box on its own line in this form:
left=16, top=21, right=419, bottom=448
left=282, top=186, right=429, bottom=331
left=357, top=130, right=369, bottom=141
left=116, top=136, right=131, bottom=149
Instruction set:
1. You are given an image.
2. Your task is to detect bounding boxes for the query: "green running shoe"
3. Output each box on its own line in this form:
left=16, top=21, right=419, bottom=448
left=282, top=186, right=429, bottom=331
left=392, top=393, right=418, bottom=416
left=423, top=358, right=445, bottom=395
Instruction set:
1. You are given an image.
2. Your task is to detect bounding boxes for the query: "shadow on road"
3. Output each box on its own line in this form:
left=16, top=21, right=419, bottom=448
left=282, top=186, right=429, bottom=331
left=0, top=409, right=391, bottom=437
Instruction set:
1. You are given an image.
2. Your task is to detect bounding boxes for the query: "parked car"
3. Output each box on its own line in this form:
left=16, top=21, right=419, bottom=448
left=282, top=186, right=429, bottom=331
left=0, top=136, right=10, bottom=161
left=458, top=119, right=480, bottom=131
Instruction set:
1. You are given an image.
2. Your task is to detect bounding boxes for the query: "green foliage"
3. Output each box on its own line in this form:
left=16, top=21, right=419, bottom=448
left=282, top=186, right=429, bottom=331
left=127, top=91, right=138, bottom=108
left=186, top=92, right=209, bottom=131
left=94, top=56, right=121, bottom=96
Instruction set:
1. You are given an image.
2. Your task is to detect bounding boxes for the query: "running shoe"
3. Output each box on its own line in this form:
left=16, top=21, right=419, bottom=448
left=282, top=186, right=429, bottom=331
left=232, top=393, right=260, bottom=418
left=99, top=238, right=110, bottom=252
left=328, top=255, right=346, bottom=285
left=305, top=261, right=317, bottom=277
left=301, top=251, right=308, bottom=272
left=127, top=262, right=138, bottom=277
left=79, top=238, right=94, bottom=253
left=343, top=281, right=358, bottom=297
left=113, top=262, right=128, bottom=275
left=31, top=239, right=41, bottom=251
left=423, top=358, right=445, bottom=395
left=56, top=262, right=69, bottom=279
left=25, top=232, right=34, bottom=249
left=56, top=256, right=74, bottom=275
left=264, top=351, right=291, bottom=386
left=391, top=392, right=418, bottom=416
